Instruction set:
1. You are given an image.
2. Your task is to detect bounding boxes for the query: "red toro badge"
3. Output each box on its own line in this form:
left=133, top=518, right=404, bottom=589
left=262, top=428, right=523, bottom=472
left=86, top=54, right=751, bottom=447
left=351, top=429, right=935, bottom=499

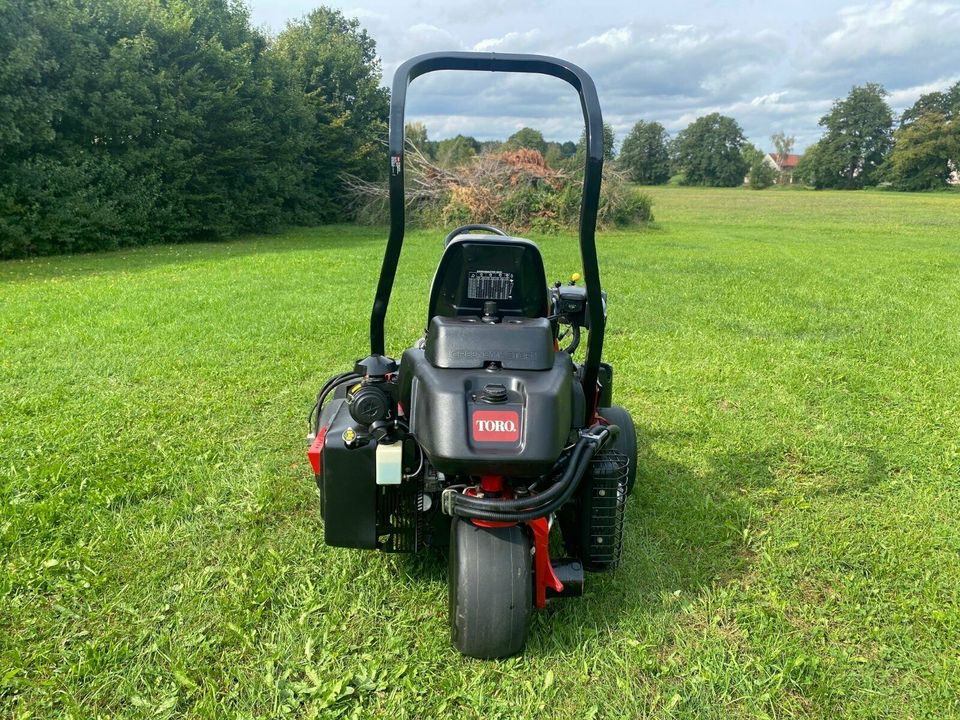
left=471, top=410, right=521, bottom=443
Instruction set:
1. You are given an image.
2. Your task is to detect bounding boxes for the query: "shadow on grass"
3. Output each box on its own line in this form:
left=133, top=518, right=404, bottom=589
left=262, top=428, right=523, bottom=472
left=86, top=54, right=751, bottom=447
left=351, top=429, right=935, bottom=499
left=531, top=425, right=775, bottom=655
left=390, top=425, right=778, bottom=656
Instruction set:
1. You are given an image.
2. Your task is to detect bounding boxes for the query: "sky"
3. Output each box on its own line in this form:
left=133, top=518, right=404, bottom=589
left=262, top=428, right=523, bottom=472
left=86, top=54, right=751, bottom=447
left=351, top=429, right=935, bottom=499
left=248, top=0, right=960, bottom=153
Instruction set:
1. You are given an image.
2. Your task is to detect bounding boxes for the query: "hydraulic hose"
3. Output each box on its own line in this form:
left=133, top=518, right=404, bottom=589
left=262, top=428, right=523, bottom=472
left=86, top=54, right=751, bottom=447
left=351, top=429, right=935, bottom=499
left=442, top=424, right=618, bottom=522
left=450, top=424, right=609, bottom=512
left=309, top=372, right=362, bottom=434
left=451, top=437, right=591, bottom=513
left=450, top=445, right=596, bottom=522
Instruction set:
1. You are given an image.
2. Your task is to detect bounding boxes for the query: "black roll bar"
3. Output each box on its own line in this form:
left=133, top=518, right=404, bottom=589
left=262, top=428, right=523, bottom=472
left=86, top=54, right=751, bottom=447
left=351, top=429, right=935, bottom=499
left=369, top=51, right=606, bottom=420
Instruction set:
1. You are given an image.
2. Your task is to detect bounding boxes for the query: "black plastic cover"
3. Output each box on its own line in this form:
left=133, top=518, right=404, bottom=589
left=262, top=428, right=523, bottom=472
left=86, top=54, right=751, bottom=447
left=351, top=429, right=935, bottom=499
left=424, top=316, right=555, bottom=370
left=400, top=348, right=574, bottom=476
left=598, top=362, right=613, bottom=407
left=557, top=285, right=587, bottom=314
left=320, top=399, right=378, bottom=549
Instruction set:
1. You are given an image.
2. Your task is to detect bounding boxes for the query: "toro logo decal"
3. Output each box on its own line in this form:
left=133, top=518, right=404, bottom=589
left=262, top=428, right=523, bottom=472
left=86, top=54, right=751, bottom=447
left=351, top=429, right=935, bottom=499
left=472, top=410, right=520, bottom=443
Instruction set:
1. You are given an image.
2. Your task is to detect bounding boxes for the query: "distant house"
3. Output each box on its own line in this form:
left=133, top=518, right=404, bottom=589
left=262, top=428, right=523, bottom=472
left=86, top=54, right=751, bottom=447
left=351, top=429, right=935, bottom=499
left=764, top=153, right=801, bottom=184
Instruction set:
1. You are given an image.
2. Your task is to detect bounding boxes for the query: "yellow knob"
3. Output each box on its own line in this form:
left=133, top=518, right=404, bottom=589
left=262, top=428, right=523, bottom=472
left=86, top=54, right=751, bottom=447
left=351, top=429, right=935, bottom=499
left=571, top=272, right=581, bottom=283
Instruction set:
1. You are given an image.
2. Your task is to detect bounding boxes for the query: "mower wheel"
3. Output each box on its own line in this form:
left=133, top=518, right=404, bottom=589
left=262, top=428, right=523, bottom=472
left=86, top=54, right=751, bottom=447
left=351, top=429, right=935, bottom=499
left=449, top=518, right=532, bottom=658
left=601, top=405, right=638, bottom=495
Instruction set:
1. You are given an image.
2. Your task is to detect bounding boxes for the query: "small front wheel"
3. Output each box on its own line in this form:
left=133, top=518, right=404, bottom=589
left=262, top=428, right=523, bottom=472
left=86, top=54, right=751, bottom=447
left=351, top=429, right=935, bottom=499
left=448, top=518, right=532, bottom=658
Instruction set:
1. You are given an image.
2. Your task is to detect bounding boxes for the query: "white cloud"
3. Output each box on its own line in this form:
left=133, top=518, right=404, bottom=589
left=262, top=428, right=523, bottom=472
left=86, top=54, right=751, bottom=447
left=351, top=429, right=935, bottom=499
left=823, top=0, right=956, bottom=56
left=347, top=7, right=386, bottom=21
left=577, top=26, right=632, bottom=49
left=249, top=0, right=960, bottom=151
left=473, top=29, right=541, bottom=52
left=406, top=23, right=458, bottom=40
left=887, top=74, right=960, bottom=109
left=799, top=0, right=960, bottom=93
left=751, top=92, right=787, bottom=107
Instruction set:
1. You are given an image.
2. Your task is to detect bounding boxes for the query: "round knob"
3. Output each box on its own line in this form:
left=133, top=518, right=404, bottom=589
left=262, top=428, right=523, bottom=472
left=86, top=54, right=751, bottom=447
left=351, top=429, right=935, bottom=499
left=480, top=383, right=508, bottom=403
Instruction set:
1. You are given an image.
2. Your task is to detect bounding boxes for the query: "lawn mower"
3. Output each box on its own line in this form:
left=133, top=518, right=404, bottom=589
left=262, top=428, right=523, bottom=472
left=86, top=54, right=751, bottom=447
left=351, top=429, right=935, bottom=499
left=306, top=52, right=637, bottom=658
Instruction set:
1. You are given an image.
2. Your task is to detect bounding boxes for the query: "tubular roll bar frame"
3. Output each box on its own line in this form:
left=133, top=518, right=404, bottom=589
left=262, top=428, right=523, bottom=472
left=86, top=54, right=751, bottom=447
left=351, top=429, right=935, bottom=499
left=369, top=51, right=606, bottom=421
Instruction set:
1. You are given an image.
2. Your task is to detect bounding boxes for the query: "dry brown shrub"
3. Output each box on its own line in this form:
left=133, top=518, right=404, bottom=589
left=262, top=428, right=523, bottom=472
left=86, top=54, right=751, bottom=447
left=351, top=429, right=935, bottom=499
left=345, top=143, right=652, bottom=230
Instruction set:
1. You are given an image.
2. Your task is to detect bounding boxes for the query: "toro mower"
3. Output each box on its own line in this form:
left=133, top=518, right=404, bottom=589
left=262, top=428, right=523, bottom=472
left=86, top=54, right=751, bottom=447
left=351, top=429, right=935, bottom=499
left=307, top=52, right=637, bottom=658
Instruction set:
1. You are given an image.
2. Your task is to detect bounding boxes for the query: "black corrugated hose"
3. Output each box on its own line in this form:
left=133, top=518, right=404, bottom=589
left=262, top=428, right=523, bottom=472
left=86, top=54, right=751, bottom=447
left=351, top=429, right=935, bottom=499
left=441, top=423, right=617, bottom=523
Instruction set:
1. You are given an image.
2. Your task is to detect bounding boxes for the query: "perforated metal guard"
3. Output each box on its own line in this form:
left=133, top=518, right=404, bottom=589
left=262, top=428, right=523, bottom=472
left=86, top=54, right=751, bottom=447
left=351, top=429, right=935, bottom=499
left=378, top=478, right=424, bottom=553
left=583, top=449, right=628, bottom=568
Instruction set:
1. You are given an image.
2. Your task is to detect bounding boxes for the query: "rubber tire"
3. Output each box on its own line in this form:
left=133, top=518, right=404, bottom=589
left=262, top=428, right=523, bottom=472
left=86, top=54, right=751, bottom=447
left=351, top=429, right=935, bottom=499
left=449, top=518, right=532, bottom=659
left=600, top=405, right=638, bottom=495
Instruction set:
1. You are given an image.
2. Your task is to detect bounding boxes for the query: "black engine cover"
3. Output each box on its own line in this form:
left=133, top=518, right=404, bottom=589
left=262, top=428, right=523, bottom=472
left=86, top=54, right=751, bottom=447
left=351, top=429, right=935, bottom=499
left=399, top=348, right=574, bottom=477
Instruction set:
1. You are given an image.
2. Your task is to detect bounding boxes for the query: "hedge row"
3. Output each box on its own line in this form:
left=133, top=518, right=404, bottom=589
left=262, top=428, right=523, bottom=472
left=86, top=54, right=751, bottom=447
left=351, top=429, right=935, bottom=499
left=0, top=0, right=388, bottom=258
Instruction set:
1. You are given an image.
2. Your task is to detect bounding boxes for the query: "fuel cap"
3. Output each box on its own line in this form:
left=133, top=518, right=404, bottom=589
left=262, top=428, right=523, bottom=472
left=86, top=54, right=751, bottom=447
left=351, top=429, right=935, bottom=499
left=480, top=383, right=508, bottom=403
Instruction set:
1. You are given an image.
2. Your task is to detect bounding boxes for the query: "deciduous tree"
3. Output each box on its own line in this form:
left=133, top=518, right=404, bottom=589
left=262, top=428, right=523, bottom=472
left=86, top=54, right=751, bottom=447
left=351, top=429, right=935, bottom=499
left=504, top=127, right=547, bottom=154
left=674, top=113, right=749, bottom=187
left=887, top=113, right=959, bottom=190
left=771, top=131, right=795, bottom=183
left=436, top=135, right=480, bottom=167
left=900, top=81, right=960, bottom=127
left=619, top=121, right=671, bottom=184
left=810, top=84, right=893, bottom=189
left=273, top=7, right=389, bottom=218
left=743, top=144, right=776, bottom=189
left=405, top=122, right=433, bottom=156
left=576, top=122, right=616, bottom=162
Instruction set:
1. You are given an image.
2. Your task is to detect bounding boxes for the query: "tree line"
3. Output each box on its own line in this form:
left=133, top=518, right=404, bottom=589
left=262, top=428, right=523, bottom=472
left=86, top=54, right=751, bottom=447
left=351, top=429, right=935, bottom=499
left=0, top=0, right=388, bottom=258
left=799, top=82, right=960, bottom=190
left=404, top=123, right=617, bottom=169
left=409, top=83, right=958, bottom=193
left=425, top=116, right=754, bottom=188
left=611, top=83, right=960, bottom=191
left=2, top=1, right=956, bottom=258
left=419, top=116, right=781, bottom=190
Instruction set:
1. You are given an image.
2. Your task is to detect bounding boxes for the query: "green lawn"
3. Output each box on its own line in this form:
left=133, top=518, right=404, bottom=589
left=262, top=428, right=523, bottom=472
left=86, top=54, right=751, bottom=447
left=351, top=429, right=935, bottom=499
left=2, top=187, right=959, bottom=719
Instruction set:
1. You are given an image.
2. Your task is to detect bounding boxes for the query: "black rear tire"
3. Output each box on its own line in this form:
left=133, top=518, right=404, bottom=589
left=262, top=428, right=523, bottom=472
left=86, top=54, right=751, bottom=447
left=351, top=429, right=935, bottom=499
left=600, top=405, right=637, bottom=495
left=448, top=518, right=532, bottom=658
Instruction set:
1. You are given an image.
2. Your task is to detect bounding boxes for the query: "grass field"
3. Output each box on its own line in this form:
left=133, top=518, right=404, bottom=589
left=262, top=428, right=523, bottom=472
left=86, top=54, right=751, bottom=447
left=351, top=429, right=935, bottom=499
left=2, top=186, right=960, bottom=719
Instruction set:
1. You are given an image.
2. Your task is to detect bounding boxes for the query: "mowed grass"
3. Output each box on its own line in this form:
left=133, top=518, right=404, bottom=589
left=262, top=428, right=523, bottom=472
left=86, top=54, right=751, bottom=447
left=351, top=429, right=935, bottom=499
left=2, top=186, right=959, bottom=719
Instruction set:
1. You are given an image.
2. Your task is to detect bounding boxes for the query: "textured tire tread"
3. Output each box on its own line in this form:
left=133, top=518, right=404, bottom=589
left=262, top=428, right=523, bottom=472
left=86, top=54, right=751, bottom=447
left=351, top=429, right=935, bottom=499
left=449, top=519, right=532, bottom=658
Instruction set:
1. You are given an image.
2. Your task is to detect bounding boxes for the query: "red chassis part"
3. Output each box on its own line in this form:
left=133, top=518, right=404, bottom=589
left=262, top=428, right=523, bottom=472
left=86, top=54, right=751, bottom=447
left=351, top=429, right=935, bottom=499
left=307, top=426, right=328, bottom=475
left=468, top=475, right=563, bottom=609
left=527, top=516, right=562, bottom=608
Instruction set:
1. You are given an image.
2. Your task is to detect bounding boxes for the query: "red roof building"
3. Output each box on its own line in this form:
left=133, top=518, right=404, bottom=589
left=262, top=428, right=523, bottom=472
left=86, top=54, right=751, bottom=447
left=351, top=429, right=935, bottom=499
left=769, top=153, right=801, bottom=169
left=763, top=152, right=802, bottom=183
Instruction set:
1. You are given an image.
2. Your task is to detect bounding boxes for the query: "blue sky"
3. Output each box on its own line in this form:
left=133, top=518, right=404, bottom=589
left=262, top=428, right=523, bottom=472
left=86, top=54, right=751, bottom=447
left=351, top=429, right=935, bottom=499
left=248, top=0, right=960, bottom=152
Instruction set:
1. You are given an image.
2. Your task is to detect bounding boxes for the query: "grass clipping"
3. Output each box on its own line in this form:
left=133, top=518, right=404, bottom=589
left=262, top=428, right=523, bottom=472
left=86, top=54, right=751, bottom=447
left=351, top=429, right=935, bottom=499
left=346, top=146, right=653, bottom=231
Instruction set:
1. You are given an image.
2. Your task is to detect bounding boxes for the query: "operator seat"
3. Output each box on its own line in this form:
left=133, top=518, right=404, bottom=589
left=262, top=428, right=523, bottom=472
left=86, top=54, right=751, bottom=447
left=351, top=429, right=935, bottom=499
left=427, top=235, right=549, bottom=321
left=423, top=234, right=554, bottom=371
